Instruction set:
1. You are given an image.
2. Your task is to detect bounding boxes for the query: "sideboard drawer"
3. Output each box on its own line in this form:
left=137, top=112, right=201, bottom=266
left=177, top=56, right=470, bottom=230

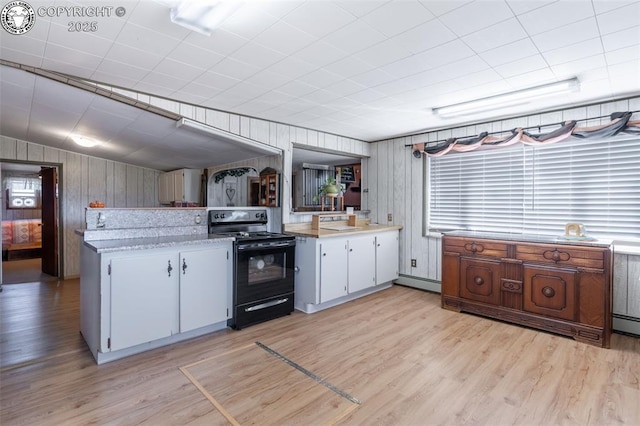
left=444, top=237, right=508, bottom=258
left=516, top=244, right=604, bottom=269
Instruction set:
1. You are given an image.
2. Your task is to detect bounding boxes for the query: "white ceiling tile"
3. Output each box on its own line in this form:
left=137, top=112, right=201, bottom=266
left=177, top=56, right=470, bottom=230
left=323, top=56, right=374, bottom=79
left=141, top=72, right=190, bottom=91
left=91, top=58, right=149, bottom=82
left=346, top=89, right=388, bottom=103
left=596, top=2, right=640, bottom=35
left=254, top=1, right=305, bottom=20
left=42, top=43, right=104, bottom=70
left=0, top=45, right=45, bottom=68
left=462, top=18, right=528, bottom=53
left=592, top=0, right=636, bottom=14
left=184, top=29, right=249, bottom=56
left=453, top=68, right=504, bottom=89
left=322, top=19, right=388, bottom=54
left=361, top=1, right=435, bottom=37
left=103, top=42, right=163, bottom=71
left=89, top=69, right=139, bottom=89
left=532, top=18, right=601, bottom=52
left=219, top=5, right=280, bottom=39
left=282, top=1, right=356, bottom=38
left=335, top=0, right=388, bottom=18
left=208, top=57, right=261, bottom=80
left=264, top=56, right=318, bottom=80
left=382, top=39, right=474, bottom=78
left=549, top=55, right=608, bottom=77
left=479, top=38, right=540, bottom=67
left=253, top=21, right=318, bottom=56
left=276, top=80, right=321, bottom=97
left=390, top=19, right=457, bottom=54
left=324, top=79, right=368, bottom=97
left=494, top=54, right=549, bottom=78
left=297, top=68, right=344, bottom=88
left=132, top=80, right=174, bottom=97
left=46, top=22, right=114, bottom=57
left=303, top=89, right=342, bottom=104
left=354, top=38, right=412, bottom=67
left=606, top=45, right=640, bottom=65
left=32, top=77, right=93, bottom=116
left=223, top=81, right=271, bottom=99
left=118, top=1, right=178, bottom=39
left=192, top=71, right=241, bottom=91
left=504, top=68, right=556, bottom=88
left=230, top=42, right=286, bottom=69
left=608, top=58, right=640, bottom=86
left=505, top=0, right=555, bottom=16
left=166, top=44, right=225, bottom=70
left=115, top=23, right=182, bottom=57
left=419, top=0, right=472, bottom=17
left=349, top=68, right=397, bottom=87
left=542, top=38, right=604, bottom=66
left=439, top=1, right=514, bottom=37
left=153, top=58, right=205, bottom=81
left=517, top=1, right=595, bottom=36
left=177, top=82, right=223, bottom=99
left=243, top=70, right=291, bottom=90
left=294, top=40, right=350, bottom=67
left=601, top=25, right=640, bottom=51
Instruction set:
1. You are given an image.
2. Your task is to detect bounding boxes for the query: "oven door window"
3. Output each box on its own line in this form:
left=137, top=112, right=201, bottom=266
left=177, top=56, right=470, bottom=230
left=247, top=252, right=286, bottom=285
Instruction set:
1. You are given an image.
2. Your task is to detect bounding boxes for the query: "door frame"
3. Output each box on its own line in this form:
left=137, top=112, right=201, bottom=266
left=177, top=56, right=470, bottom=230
left=0, top=160, right=63, bottom=281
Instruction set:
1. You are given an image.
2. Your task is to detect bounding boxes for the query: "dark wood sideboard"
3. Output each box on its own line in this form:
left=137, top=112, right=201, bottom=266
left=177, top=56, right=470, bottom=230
left=441, top=231, right=613, bottom=348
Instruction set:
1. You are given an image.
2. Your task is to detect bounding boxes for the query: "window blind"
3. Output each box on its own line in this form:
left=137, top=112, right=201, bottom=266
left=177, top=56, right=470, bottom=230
left=428, top=136, right=640, bottom=239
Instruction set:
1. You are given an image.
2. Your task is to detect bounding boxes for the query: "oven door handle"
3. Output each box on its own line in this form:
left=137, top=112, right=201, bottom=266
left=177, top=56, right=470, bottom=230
left=237, top=241, right=296, bottom=250
left=244, top=298, right=289, bottom=312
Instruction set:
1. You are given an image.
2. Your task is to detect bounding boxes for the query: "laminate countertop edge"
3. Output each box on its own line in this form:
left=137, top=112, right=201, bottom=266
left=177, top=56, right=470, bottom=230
left=81, top=234, right=235, bottom=253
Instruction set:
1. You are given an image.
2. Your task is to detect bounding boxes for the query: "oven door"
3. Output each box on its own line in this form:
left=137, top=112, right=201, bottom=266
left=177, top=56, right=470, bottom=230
left=235, top=240, right=295, bottom=306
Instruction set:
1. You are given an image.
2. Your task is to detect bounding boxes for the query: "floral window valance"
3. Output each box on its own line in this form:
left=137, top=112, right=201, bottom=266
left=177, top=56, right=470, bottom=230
left=412, top=112, right=640, bottom=158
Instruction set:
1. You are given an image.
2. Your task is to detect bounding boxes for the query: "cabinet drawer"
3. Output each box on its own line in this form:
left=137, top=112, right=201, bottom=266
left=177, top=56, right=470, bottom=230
left=516, top=244, right=604, bottom=269
left=444, top=237, right=508, bottom=258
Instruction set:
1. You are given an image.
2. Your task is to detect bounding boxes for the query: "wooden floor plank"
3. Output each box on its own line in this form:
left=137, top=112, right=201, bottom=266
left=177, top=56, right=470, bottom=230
left=1, top=280, right=639, bottom=425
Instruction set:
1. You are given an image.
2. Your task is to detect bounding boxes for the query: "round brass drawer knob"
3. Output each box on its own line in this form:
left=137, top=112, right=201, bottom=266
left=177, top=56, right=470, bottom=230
left=542, top=286, right=555, bottom=298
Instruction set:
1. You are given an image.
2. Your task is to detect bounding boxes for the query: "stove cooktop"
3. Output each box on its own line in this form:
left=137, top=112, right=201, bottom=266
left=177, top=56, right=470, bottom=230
left=210, top=231, right=294, bottom=241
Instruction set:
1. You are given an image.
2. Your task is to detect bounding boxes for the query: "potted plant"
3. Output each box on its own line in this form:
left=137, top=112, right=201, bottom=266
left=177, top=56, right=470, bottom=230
left=313, top=176, right=345, bottom=202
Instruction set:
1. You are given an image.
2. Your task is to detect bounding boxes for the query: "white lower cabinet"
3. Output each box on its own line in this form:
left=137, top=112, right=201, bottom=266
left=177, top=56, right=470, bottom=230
left=375, top=231, right=399, bottom=285
left=179, top=247, right=229, bottom=332
left=319, top=238, right=348, bottom=303
left=294, top=230, right=399, bottom=313
left=110, top=253, right=179, bottom=351
left=347, top=234, right=376, bottom=293
left=80, top=241, right=232, bottom=364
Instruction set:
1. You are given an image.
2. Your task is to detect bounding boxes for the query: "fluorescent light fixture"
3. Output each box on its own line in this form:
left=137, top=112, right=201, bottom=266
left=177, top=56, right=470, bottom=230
left=71, top=135, right=100, bottom=148
left=432, top=78, right=580, bottom=117
left=170, top=1, right=243, bottom=36
left=176, top=118, right=281, bottom=156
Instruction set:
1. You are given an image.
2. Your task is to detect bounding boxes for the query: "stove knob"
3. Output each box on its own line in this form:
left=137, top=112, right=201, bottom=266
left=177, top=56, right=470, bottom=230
left=214, top=213, right=219, bottom=219
left=255, top=213, right=261, bottom=219
left=221, top=213, right=226, bottom=219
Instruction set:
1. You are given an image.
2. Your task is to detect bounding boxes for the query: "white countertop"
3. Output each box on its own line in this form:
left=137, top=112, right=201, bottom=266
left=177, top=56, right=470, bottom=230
left=83, top=234, right=234, bottom=253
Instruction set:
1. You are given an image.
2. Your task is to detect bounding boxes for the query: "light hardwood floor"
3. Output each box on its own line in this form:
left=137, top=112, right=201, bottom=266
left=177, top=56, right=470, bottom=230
left=1, top=279, right=639, bottom=425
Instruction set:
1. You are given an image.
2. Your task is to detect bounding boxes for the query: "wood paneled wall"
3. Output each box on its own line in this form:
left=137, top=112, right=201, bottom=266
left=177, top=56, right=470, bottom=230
left=0, top=136, right=161, bottom=278
left=370, top=96, right=640, bottom=286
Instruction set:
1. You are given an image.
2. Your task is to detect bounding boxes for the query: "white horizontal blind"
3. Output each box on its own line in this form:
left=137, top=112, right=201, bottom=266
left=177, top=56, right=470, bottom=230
left=428, top=136, right=640, bottom=239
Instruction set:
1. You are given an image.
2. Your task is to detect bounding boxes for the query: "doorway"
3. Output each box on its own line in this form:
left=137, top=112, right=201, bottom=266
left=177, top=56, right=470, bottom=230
left=1, top=161, right=61, bottom=287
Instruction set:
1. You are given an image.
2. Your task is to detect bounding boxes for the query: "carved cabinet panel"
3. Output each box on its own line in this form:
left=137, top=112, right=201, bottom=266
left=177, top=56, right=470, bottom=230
left=442, top=233, right=612, bottom=348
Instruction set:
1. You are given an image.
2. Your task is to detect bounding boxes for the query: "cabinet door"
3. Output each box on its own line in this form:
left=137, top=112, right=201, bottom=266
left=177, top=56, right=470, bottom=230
left=110, top=253, right=179, bottom=351
left=158, top=173, right=174, bottom=204
left=348, top=235, right=376, bottom=293
left=319, top=238, right=348, bottom=303
left=179, top=247, right=229, bottom=333
left=376, top=231, right=399, bottom=285
left=523, top=264, right=577, bottom=321
left=174, top=170, right=184, bottom=202
left=459, top=257, right=501, bottom=305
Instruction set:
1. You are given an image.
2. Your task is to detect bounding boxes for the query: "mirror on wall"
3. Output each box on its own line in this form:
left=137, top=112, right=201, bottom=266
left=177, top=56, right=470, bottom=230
left=292, top=147, right=362, bottom=213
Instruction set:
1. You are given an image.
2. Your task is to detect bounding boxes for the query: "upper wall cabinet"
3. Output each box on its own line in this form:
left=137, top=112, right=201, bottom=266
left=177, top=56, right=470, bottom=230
left=158, top=169, right=202, bottom=205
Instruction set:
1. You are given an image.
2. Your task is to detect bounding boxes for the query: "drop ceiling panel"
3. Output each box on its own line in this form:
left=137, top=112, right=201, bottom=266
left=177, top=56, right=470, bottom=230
left=1, top=0, right=639, bottom=172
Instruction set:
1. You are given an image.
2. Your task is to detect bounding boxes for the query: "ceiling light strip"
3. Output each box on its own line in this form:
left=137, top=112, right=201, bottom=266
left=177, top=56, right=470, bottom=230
left=432, top=78, right=580, bottom=117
